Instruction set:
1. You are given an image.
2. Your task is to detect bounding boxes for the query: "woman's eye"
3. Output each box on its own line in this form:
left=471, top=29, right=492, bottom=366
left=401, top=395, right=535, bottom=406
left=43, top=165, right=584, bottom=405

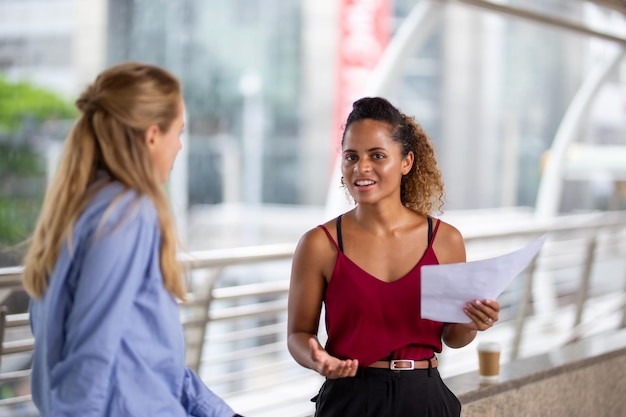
left=345, top=155, right=357, bottom=161
left=373, top=153, right=384, bottom=159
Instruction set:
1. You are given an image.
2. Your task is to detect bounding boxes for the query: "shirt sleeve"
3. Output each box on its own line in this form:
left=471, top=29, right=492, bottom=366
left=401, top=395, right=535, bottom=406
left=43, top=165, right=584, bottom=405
left=48, top=198, right=159, bottom=417
left=181, top=368, right=237, bottom=417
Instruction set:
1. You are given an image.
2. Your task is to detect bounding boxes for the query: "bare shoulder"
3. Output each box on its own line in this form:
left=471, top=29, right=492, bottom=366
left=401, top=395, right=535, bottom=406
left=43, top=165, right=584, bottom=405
left=432, top=218, right=466, bottom=264
left=292, top=220, right=339, bottom=278
left=295, top=220, right=336, bottom=255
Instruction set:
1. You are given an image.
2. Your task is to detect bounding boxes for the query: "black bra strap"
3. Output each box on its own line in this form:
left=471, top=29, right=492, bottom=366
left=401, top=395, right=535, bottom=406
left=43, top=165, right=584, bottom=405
left=336, top=215, right=344, bottom=253
left=427, top=216, right=433, bottom=246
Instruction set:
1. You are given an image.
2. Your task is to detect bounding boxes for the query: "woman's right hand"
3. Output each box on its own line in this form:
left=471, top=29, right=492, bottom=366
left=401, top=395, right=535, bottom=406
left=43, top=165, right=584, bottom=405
left=308, top=337, right=359, bottom=379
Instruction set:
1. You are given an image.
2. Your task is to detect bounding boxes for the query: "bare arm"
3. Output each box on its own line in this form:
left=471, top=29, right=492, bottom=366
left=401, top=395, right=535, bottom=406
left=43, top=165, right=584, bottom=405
left=287, top=227, right=358, bottom=379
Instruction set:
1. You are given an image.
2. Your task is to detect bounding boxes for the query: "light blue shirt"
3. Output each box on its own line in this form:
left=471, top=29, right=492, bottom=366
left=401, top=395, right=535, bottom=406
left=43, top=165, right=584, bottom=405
left=30, top=182, right=236, bottom=417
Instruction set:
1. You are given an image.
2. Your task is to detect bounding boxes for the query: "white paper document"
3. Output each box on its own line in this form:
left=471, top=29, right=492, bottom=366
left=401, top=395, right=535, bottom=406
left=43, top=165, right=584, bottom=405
left=420, top=235, right=547, bottom=323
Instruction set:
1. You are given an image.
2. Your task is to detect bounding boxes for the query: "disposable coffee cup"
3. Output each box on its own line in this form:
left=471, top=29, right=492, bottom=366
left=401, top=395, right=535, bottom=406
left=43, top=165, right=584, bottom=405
left=477, top=341, right=501, bottom=383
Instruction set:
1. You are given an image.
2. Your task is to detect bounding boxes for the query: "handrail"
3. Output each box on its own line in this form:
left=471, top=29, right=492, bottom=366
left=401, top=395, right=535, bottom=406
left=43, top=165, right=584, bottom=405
left=1, top=210, right=625, bottom=416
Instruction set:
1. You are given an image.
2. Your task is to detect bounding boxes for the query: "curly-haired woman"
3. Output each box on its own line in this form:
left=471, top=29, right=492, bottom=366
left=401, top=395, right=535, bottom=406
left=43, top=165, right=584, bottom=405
left=287, top=97, right=500, bottom=416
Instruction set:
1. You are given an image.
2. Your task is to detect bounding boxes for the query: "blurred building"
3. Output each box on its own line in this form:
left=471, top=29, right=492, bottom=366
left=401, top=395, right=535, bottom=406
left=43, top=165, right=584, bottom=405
left=0, top=0, right=624, bottom=229
left=0, top=0, right=107, bottom=98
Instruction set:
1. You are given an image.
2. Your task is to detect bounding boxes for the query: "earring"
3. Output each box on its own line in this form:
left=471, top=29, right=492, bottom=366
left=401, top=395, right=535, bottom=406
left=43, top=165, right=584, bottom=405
left=340, top=177, right=355, bottom=205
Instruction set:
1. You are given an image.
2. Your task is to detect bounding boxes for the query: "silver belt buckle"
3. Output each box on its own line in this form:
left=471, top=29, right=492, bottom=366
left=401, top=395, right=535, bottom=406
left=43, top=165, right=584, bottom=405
left=390, top=359, right=414, bottom=370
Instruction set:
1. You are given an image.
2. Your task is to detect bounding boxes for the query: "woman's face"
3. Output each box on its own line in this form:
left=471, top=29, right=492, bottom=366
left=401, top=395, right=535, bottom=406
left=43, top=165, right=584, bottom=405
left=147, top=96, right=185, bottom=183
left=341, top=119, right=413, bottom=206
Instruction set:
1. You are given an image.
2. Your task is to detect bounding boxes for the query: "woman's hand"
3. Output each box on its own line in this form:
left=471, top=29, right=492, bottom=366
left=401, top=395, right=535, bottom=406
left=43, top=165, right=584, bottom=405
left=463, top=298, right=500, bottom=331
left=308, top=337, right=359, bottom=379
left=443, top=299, right=500, bottom=348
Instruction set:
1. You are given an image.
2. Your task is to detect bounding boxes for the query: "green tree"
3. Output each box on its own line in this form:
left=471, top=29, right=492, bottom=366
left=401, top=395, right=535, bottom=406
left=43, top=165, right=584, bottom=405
left=0, top=77, right=76, bottom=133
left=0, top=77, right=76, bottom=266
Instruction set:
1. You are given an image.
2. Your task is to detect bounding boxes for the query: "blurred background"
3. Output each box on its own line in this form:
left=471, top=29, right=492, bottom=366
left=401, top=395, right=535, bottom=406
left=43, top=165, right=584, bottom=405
left=0, top=0, right=625, bottom=416
left=0, top=0, right=624, bottom=260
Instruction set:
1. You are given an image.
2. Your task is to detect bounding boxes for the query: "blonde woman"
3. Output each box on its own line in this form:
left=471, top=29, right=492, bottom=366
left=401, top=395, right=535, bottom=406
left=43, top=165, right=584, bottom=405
left=288, top=97, right=500, bottom=416
left=23, top=63, right=239, bottom=417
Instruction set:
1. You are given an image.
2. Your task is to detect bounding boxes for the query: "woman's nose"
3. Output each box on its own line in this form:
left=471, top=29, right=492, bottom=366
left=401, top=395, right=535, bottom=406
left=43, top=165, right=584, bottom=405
left=355, top=158, right=371, bottom=172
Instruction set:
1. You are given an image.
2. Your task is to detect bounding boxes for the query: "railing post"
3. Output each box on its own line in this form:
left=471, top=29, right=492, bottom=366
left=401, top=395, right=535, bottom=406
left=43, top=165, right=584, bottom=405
left=0, top=306, right=6, bottom=369
left=571, top=235, right=597, bottom=342
left=187, top=267, right=222, bottom=374
left=621, top=269, right=626, bottom=330
left=510, top=257, right=538, bottom=360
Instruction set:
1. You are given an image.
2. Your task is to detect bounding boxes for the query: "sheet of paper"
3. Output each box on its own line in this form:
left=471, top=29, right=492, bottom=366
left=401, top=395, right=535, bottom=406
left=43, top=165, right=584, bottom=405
left=420, top=235, right=547, bottom=323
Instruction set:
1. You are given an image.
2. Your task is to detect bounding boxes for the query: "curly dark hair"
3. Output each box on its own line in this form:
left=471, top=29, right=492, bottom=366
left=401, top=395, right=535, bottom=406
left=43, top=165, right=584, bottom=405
left=342, top=97, right=445, bottom=215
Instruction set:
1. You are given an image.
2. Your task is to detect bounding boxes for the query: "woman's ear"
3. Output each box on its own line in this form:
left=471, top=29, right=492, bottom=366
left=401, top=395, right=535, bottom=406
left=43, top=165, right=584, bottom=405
left=402, top=151, right=414, bottom=175
left=145, top=124, right=160, bottom=150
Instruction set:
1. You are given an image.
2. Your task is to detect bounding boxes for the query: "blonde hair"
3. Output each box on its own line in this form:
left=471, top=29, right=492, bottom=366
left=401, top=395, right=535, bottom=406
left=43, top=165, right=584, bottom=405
left=23, top=62, right=185, bottom=300
left=342, top=97, right=445, bottom=215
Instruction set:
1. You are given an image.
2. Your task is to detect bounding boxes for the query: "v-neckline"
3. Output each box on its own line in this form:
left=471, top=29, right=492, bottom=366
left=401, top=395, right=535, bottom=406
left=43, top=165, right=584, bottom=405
left=337, top=247, right=431, bottom=284
left=334, top=214, right=436, bottom=283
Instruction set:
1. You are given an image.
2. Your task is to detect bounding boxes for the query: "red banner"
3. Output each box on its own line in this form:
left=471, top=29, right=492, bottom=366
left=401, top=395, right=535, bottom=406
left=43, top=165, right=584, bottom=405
left=334, top=0, right=390, bottom=154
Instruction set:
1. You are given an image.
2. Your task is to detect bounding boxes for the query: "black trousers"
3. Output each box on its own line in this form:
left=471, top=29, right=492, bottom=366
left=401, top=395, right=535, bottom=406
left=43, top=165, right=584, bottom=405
left=312, top=367, right=461, bottom=417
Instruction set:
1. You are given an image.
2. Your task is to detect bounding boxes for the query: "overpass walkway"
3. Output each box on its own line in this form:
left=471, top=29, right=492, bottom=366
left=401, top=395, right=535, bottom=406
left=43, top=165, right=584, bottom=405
left=0, top=209, right=625, bottom=416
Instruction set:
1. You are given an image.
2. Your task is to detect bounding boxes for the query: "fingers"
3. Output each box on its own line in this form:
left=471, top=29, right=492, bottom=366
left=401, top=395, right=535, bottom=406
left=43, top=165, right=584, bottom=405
left=319, top=358, right=359, bottom=379
left=308, top=336, right=359, bottom=378
left=482, top=298, right=501, bottom=314
left=464, top=299, right=500, bottom=331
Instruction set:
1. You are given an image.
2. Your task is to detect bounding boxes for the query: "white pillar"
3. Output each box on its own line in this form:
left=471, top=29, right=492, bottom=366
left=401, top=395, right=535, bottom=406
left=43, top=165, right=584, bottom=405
left=534, top=46, right=625, bottom=218
left=74, top=0, right=108, bottom=93
left=170, top=118, right=189, bottom=245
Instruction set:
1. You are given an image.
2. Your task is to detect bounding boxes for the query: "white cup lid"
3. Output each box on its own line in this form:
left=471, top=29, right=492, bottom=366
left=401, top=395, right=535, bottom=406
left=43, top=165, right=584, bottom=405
left=477, top=341, right=501, bottom=352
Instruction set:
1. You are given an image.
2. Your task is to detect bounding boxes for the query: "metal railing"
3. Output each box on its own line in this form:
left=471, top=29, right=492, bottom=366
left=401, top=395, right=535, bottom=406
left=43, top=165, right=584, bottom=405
left=1, top=210, right=626, bottom=416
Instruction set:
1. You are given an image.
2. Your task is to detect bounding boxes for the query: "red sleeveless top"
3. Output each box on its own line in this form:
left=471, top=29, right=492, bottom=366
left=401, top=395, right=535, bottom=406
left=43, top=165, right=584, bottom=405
left=319, top=216, right=444, bottom=367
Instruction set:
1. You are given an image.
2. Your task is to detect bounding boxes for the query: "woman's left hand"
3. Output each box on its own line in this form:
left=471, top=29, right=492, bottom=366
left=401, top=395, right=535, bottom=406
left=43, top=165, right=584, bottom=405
left=464, top=298, right=500, bottom=331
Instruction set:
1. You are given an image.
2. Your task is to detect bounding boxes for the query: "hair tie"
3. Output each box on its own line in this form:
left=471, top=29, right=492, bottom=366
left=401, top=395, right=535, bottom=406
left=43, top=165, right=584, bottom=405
left=76, top=86, right=101, bottom=114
